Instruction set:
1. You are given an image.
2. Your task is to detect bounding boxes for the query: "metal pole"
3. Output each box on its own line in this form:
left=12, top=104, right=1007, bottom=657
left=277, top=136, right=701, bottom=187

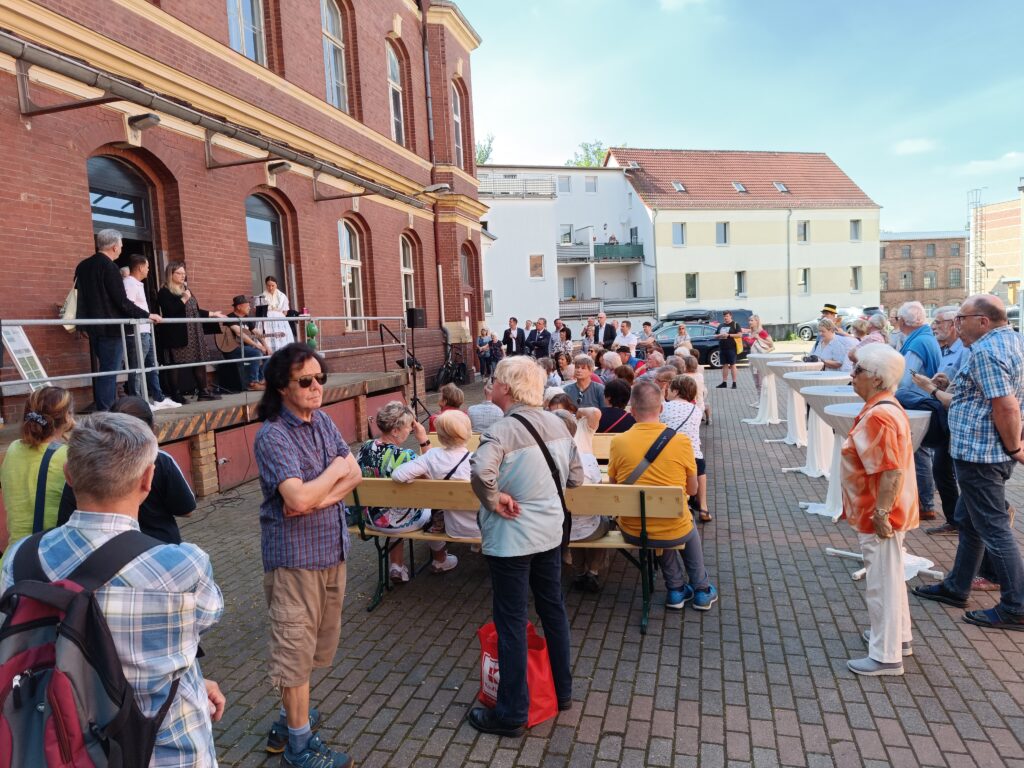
left=133, top=319, right=148, bottom=402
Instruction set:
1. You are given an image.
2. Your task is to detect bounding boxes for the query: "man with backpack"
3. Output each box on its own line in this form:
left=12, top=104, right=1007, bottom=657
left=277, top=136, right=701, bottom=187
left=608, top=381, right=718, bottom=610
left=0, top=412, right=225, bottom=766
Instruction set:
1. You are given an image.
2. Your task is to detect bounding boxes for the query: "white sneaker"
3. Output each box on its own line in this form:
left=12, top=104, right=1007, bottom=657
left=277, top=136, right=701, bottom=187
left=389, top=564, right=410, bottom=584
left=430, top=554, right=459, bottom=574
left=152, top=398, right=181, bottom=410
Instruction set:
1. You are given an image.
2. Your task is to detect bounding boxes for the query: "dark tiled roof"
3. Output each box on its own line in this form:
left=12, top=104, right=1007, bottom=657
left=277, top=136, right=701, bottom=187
left=607, top=147, right=878, bottom=210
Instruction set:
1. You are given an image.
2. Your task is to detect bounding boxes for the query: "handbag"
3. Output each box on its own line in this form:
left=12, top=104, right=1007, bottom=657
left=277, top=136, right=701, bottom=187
left=477, top=621, right=558, bottom=728
left=734, top=336, right=743, bottom=354
left=60, top=280, right=78, bottom=333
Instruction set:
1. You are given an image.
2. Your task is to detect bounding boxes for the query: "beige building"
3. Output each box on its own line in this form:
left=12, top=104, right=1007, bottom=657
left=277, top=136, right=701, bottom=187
left=606, top=149, right=881, bottom=327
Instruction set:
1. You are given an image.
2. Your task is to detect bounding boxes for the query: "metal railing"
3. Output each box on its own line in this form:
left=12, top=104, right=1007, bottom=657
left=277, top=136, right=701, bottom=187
left=0, top=315, right=406, bottom=401
left=478, top=177, right=557, bottom=198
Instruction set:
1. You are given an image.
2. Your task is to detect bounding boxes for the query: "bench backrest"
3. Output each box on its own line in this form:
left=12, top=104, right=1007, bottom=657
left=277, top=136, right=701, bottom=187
left=426, top=433, right=482, bottom=451
left=426, top=431, right=613, bottom=460
left=345, top=478, right=685, bottom=518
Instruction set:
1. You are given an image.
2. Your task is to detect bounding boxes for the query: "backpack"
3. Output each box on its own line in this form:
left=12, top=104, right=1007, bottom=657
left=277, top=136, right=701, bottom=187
left=0, top=530, right=177, bottom=767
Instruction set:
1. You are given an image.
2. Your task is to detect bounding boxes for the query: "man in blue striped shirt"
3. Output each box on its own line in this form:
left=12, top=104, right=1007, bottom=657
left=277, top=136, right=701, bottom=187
left=914, top=295, right=1024, bottom=631
left=254, top=344, right=363, bottom=768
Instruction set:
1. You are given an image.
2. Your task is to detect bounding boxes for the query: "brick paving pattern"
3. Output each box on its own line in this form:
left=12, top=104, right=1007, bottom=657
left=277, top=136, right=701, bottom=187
left=190, top=369, right=1024, bottom=766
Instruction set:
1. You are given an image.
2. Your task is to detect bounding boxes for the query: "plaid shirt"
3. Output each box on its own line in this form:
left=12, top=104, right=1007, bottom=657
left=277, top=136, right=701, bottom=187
left=254, top=407, right=351, bottom=571
left=949, top=325, right=1024, bottom=464
left=1, top=512, right=223, bottom=768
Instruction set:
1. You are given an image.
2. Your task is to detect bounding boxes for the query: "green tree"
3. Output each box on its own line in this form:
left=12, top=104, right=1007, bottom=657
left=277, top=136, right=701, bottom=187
left=566, top=140, right=609, bottom=167
left=475, top=133, right=494, bottom=166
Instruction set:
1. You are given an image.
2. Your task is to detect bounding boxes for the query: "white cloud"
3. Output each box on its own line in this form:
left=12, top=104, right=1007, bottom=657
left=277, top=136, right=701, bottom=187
left=955, top=150, right=1024, bottom=176
left=892, top=138, right=938, bottom=156
left=659, top=0, right=707, bottom=10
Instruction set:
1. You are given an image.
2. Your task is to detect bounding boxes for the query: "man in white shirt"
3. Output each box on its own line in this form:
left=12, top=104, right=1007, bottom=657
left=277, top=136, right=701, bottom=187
left=468, top=381, right=505, bottom=432
left=612, top=320, right=638, bottom=356
left=123, top=254, right=180, bottom=410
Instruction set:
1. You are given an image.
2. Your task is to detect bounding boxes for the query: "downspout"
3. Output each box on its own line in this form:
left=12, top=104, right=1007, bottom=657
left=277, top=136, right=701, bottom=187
left=786, top=208, right=793, bottom=325
left=421, top=2, right=447, bottom=333
left=651, top=208, right=658, bottom=317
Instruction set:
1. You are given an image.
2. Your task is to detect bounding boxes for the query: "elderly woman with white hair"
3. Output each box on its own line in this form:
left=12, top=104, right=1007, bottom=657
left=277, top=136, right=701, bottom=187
left=894, top=300, right=941, bottom=391
left=841, top=343, right=919, bottom=676
left=598, top=350, right=620, bottom=384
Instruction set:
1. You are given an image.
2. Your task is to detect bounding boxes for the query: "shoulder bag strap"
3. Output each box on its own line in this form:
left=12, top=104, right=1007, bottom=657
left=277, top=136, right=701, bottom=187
left=601, top=411, right=630, bottom=433
left=443, top=452, right=470, bottom=480
left=622, top=427, right=677, bottom=486
left=12, top=532, right=49, bottom=583
left=509, top=413, right=571, bottom=547
left=65, top=530, right=164, bottom=592
left=32, top=443, right=62, bottom=534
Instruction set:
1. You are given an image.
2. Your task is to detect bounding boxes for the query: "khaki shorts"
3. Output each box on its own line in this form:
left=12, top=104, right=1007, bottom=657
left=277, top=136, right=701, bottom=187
left=263, top=563, right=346, bottom=689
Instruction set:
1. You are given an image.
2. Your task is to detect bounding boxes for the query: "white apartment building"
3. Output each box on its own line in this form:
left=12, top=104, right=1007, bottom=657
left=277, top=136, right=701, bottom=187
left=477, top=165, right=655, bottom=333
left=606, top=148, right=881, bottom=327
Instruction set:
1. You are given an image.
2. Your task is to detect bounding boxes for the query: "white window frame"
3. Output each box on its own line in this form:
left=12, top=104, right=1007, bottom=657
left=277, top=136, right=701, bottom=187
left=585, top=175, right=597, bottom=193
left=227, top=0, right=266, bottom=64
left=798, top=267, right=810, bottom=295
left=900, top=271, right=913, bottom=290
left=528, top=254, right=545, bottom=280
left=557, top=175, right=571, bottom=193
left=735, top=270, right=747, bottom=297
left=562, top=276, right=576, bottom=298
left=339, top=220, right=363, bottom=330
left=460, top=247, right=472, bottom=285
left=483, top=289, right=493, bottom=315
left=558, top=224, right=573, bottom=245
left=851, top=266, right=862, bottom=292
left=400, top=235, right=415, bottom=312
left=716, top=221, right=729, bottom=245
left=672, top=222, right=686, bottom=247
left=850, top=219, right=862, bottom=241
left=452, top=84, right=464, bottom=169
left=949, top=267, right=962, bottom=288
left=797, top=220, right=810, bottom=243
left=321, top=0, right=348, bottom=112
left=685, top=272, right=698, bottom=300
left=387, top=43, right=405, bottom=146
left=923, top=270, right=937, bottom=289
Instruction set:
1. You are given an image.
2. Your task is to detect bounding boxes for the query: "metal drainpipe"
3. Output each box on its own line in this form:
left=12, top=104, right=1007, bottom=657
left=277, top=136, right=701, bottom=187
left=651, top=208, right=658, bottom=318
left=786, top=208, right=793, bottom=326
left=0, top=30, right=429, bottom=210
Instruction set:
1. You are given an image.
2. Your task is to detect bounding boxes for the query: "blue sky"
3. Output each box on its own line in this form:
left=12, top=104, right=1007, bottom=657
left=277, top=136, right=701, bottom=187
left=457, top=0, right=1024, bottom=231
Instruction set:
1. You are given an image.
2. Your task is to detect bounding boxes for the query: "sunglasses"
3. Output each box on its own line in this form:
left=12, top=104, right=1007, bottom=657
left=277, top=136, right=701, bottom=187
left=291, top=373, right=328, bottom=388
left=576, top=390, right=584, bottom=404
left=851, top=365, right=869, bottom=377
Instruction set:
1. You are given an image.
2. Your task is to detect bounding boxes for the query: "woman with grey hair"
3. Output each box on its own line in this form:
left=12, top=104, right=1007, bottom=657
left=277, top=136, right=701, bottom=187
left=841, top=343, right=919, bottom=676
left=356, top=401, right=430, bottom=583
left=598, top=350, right=619, bottom=384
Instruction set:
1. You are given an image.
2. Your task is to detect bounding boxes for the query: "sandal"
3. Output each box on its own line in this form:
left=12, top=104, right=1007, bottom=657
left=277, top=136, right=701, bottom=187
left=699, top=510, right=712, bottom=523
left=963, top=607, right=1024, bottom=632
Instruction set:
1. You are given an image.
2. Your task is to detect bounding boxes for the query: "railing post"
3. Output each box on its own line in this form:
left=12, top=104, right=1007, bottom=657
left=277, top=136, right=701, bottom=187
left=133, top=319, right=149, bottom=403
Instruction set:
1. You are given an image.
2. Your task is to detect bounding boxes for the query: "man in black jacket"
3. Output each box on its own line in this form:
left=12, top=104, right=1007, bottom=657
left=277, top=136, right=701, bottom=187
left=594, top=311, right=616, bottom=347
left=502, top=316, right=526, bottom=357
left=528, top=317, right=552, bottom=358
left=74, top=229, right=162, bottom=410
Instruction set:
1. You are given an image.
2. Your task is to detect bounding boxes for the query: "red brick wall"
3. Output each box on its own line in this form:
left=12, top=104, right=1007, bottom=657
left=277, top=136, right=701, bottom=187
left=879, top=237, right=969, bottom=311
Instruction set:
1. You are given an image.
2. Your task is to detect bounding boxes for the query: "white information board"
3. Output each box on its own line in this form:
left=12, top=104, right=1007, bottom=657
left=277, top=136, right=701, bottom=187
left=1, top=325, right=51, bottom=390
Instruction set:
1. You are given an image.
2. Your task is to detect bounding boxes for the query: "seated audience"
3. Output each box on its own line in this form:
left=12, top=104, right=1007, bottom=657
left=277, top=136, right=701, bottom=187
left=598, top=379, right=636, bottom=433
left=428, top=383, right=465, bottom=432
left=563, top=355, right=605, bottom=408
left=468, top=380, right=505, bottom=432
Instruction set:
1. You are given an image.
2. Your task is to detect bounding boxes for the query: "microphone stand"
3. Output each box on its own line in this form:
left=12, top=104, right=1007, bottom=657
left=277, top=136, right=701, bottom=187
left=380, top=322, right=431, bottom=423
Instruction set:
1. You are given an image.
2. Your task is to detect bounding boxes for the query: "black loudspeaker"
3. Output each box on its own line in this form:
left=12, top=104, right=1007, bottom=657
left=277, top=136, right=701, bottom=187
left=406, top=307, right=427, bottom=328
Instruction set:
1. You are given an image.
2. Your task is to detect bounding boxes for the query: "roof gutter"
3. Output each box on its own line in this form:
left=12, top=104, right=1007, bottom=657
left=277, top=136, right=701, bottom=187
left=0, top=30, right=429, bottom=209
left=786, top=208, right=793, bottom=325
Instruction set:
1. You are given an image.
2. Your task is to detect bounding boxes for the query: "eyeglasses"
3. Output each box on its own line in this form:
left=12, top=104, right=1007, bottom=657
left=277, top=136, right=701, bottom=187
left=851, top=365, right=868, bottom=377
left=290, top=373, right=328, bottom=388
left=954, top=314, right=986, bottom=324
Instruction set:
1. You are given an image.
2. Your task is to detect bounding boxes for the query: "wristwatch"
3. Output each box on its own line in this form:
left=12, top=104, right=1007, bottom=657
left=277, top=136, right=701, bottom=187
left=1008, top=447, right=1022, bottom=456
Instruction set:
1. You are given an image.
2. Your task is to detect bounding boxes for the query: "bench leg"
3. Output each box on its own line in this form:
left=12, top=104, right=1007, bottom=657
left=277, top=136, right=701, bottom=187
left=367, top=537, right=403, bottom=612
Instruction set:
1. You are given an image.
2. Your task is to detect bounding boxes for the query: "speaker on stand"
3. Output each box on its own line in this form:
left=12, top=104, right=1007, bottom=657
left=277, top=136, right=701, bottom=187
left=404, top=308, right=430, bottom=421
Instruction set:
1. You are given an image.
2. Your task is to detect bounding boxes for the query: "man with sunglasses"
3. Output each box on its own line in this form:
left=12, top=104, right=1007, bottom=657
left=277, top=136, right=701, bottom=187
left=563, top=354, right=605, bottom=408
left=913, top=295, right=1024, bottom=633
left=253, top=344, right=363, bottom=767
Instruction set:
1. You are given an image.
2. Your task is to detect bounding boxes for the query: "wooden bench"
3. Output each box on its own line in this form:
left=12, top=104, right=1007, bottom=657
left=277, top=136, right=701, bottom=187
left=345, top=478, right=686, bottom=634
left=425, top=432, right=614, bottom=461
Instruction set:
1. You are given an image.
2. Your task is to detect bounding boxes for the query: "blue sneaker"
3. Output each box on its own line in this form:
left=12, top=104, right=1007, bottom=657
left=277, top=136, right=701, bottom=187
left=692, top=585, right=718, bottom=611
left=281, top=733, right=352, bottom=768
left=666, top=584, right=694, bottom=609
left=267, top=708, right=321, bottom=754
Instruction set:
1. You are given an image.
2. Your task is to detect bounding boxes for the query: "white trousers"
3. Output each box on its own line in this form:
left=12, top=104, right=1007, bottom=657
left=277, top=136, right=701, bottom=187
left=859, top=531, right=912, bottom=663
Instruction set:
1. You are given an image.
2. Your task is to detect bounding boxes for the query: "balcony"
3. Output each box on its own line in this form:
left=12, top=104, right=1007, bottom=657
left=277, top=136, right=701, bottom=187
left=556, top=243, right=645, bottom=264
left=558, top=296, right=657, bottom=319
left=478, top=177, right=556, bottom=198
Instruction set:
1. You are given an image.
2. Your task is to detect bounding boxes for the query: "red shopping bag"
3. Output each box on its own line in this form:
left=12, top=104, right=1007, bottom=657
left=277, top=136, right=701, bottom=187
left=477, top=621, right=558, bottom=728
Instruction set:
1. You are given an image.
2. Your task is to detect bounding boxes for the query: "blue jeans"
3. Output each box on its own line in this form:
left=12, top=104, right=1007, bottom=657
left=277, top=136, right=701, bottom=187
left=225, top=344, right=265, bottom=386
left=946, top=460, right=1024, bottom=615
left=92, top=334, right=125, bottom=411
left=125, top=333, right=165, bottom=401
left=484, top=546, right=572, bottom=725
left=914, top=446, right=935, bottom=512
left=621, top=526, right=710, bottom=592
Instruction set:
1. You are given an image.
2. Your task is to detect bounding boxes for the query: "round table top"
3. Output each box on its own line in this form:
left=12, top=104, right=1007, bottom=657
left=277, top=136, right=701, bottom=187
left=823, top=402, right=932, bottom=450
left=749, top=352, right=796, bottom=375
left=747, top=352, right=796, bottom=360
left=782, top=370, right=852, bottom=388
left=768, top=360, right=824, bottom=378
left=801, top=384, right=862, bottom=415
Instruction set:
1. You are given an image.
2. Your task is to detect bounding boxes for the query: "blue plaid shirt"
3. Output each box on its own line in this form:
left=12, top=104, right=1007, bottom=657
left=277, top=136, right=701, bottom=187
left=949, top=325, right=1024, bottom=464
left=1, top=512, right=223, bottom=768
left=254, top=407, right=351, bottom=572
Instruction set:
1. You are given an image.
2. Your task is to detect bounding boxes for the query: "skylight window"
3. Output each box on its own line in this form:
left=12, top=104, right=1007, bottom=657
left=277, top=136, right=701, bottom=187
left=773, top=181, right=790, bottom=193
left=732, top=181, right=747, bottom=193
left=671, top=181, right=686, bottom=192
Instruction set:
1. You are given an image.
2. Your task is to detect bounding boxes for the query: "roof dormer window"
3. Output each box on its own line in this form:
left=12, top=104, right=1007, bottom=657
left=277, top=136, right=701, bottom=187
left=671, top=181, right=686, bottom=192
left=732, top=181, right=747, bottom=193
left=773, top=181, right=789, bottom=193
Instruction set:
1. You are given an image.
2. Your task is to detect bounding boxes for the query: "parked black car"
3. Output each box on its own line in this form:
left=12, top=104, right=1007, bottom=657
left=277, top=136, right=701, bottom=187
left=652, top=308, right=754, bottom=334
left=654, top=322, right=752, bottom=368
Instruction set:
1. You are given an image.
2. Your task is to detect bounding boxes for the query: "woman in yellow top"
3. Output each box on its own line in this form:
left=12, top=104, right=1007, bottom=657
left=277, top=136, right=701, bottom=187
left=1, top=386, right=75, bottom=549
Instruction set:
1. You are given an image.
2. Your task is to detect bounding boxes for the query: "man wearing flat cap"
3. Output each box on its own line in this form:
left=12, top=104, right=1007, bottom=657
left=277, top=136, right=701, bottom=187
left=219, top=295, right=269, bottom=391
left=820, top=303, right=851, bottom=337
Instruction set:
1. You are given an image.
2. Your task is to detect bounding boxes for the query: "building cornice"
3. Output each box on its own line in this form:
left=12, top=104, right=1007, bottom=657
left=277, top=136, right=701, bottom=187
left=426, top=3, right=482, bottom=52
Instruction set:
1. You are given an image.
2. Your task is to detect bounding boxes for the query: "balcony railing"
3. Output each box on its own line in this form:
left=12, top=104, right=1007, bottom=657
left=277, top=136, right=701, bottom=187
left=556, top=244, right=590, bottom=263
left=478, top=177, right=556, bottom=198
left=558, top=297, right=656, bottom=319
left=594, top=243, right=644, bottom=261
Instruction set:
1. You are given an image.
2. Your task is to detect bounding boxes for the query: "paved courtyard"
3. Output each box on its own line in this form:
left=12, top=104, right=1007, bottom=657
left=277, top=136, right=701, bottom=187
left=191, top=367, right=1024, bottom=767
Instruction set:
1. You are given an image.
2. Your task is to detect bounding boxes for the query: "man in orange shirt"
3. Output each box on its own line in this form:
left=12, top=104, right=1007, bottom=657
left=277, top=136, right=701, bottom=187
left=840, top=344, right=919, bottom=676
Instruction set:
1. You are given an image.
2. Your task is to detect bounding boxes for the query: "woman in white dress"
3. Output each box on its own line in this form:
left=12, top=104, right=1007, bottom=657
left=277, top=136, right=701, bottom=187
left=259, top=275, right=294, bottom=353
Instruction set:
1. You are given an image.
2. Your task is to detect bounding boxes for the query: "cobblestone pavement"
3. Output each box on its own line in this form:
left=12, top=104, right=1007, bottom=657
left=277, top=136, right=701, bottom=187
left=189, top=368, right=1024, bottom=767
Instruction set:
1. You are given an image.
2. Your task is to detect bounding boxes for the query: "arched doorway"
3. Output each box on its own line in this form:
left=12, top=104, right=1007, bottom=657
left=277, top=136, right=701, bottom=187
left=87, top=156, right=156, bottom=295
left=245, top=195, right=286, bottom=298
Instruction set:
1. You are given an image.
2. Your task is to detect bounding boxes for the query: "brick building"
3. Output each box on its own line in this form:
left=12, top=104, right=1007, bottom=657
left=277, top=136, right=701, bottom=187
left=0, top=0, right=486, bottom=416
left=879, top=231, right=968, bottom=314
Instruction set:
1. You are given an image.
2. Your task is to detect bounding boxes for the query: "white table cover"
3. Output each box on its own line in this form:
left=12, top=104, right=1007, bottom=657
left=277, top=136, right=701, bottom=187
left=797, top=385, right=863, bottom=516
left=765, top=360, right=823, bottom=446
left=742, top=353, right=795, bottom=426
left=780, top=371, right=854, bottom=478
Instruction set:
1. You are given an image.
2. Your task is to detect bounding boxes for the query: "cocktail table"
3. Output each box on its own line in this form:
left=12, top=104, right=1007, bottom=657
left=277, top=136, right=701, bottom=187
left=765, top=360, right=823, bottom=446
left=742, top=353, right=795, bottom=426
left=780, top=372, right=855, bottom=477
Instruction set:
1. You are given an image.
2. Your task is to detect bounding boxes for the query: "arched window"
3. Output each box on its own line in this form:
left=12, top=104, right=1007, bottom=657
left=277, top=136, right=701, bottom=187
left=339, top=220, right=363, bottom=330
left=460, top=245, right=472, bottom=286
left=400, top=235, right=415, bottom=311
left=387, top=43, right=405, bottom=146
left=88, top=156, right=156, bottom=289
left=245, top=195, right=285, bottom=297
left=227, top=0, right=266, bottom=64
left=321, top=0, right=349, bottom=112
left=451, top=84, right=464, bottom=168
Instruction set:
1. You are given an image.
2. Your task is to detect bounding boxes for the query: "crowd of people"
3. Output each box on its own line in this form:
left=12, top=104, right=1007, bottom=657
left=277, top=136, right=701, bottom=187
left=3, top=285, right=1024, bottom=762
